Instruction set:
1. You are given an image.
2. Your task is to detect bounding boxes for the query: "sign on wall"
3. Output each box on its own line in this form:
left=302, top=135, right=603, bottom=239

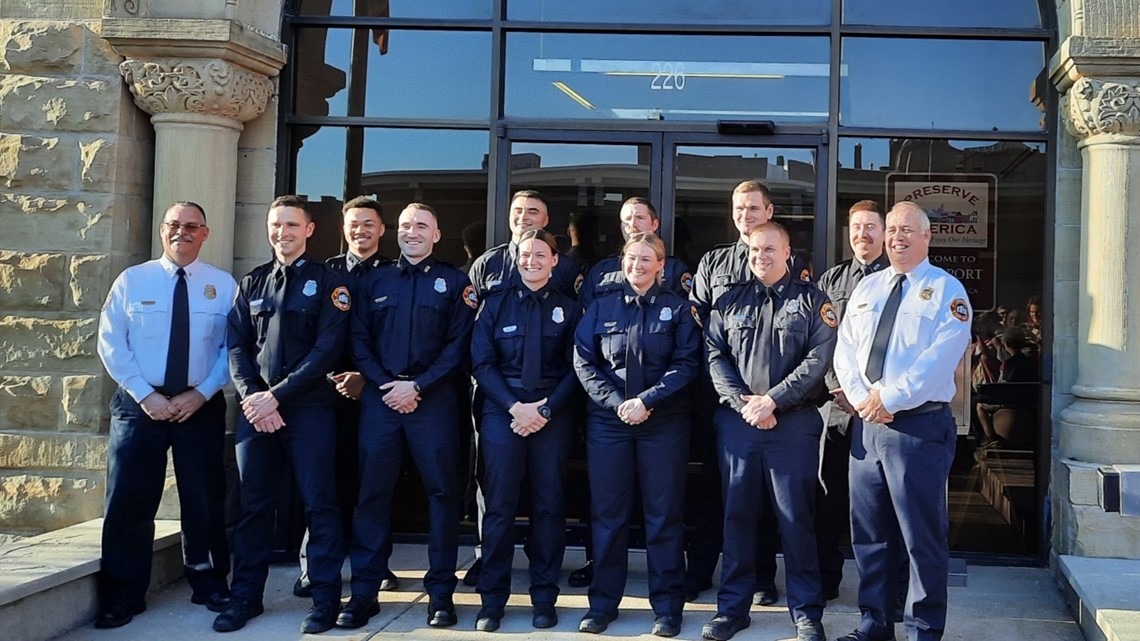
left=887, top=173, right=998, bottom=310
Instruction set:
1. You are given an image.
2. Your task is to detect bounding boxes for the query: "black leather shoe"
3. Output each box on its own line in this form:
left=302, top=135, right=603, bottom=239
left=191, top=591, right=233, bottom=613
left=652, top=614, right=683, bottom=637
left=568, top=560, right=594, bottom=587
left=427, top=595, right=458, bottom=627
left=475, top=607, right=503, bottom=632
left=752, top=586, right=779, bottom=606
left=835, top=630, right=896, bottom=641
left=336, top=595, right=380, bottom=629
left=379, top=576, right=400, bottom=591
left=532, top=603, right=558, bottom=629
left=293, top=573, right=312, bottom=598
left=94, top=602, right=145, bottom=629
left=301, top=601, right=339, bottom=634
left=462, top=558, right=483, bottom=587
left=212, top=598, right=264, bottom=633
left=702, top=614, right=750, bottom=641
left=578, top=610, right=618, bottom=634
left=796, top=618, right=826, bottom=641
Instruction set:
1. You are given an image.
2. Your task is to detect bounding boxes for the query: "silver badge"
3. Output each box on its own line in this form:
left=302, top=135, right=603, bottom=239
left=503, top=325, right=517, bottom=333
left=434, top=278, right=447, bottom=293
left=552, top=306, right=565, bottom=324
left=785, top=299, right=801, bottom=314
left=659, top=307, right=673, bottom=321
left=303, top=280, right=317, bottom=296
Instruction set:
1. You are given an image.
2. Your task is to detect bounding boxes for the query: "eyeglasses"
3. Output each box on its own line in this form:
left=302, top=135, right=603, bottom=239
left=162, top=221, right=206, bottom=233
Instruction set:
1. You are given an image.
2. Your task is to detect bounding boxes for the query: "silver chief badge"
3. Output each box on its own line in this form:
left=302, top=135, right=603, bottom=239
left=303, top=280, right=317, bottom=296
left=659, top=307, right=672, bottom=321
left=552, top=306, right=565, bottom=324
left=434, top=278, right=447, bottom=293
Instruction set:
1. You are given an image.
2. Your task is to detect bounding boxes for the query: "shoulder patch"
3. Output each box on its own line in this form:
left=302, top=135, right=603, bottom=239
left=691, top=305, right=702, bottom=328
left=574, top=273, right=584, bottom=295
left=800, top=268, right=811, bottom=282
left=331, top=286, right=351, bottom=311
left=950, top=298, right=970, bottom=322
left=463, top=284, right=479, bottom=309
left=820, top=302, right=838, bottom=328
left=680, top=272, right=693, bottom=293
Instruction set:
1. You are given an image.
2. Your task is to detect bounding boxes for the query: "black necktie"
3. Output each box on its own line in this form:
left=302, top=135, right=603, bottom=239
left=522, top=293, right=543, bottom=391
left=625, top=297, right=647, bottom=397
left=163, top=267, right=190, bottom=395
left=388, top=265, right=417, bottom=376
left=263, top=266, right=288, bottom=383
left=752, top=286, right=775, bottom=393
left=866, top=274, right=906, bottom=384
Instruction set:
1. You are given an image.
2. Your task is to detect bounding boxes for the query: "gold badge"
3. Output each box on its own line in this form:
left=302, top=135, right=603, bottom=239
left=920, top=287, right=933, bottom=301
left=950, top=298, right=970, bottom=322
left=204, top=284, right=217, bottom=300
left=820, top=302, right=839, bottom=328
left=463, top=284, right=479, bottom=309
left=331, top=286, right=351, bottom=311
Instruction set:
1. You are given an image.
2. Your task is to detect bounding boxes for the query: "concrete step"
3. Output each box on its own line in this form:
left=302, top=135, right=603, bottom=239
left=1057, top=554, right=1140, bottom=641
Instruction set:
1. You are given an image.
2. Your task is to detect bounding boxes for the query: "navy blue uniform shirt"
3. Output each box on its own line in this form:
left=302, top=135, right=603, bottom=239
left=227, top=255, right=351, bottom=407
left=579, top=254, right=692, bottom=311
left=706, top=272, right=838, bottom=413
left=691, top=238, right=811, bottom=325
left=574, top=282, right=701, bottom=419
left=327, top=252, right=391, bottom=374
left=351, top=255, right=476, bottom=392
left=469, top=241, right=582, bottom=299
left=471, top=284, right=581, bottom=413
left=815, top=254, right=889, bottom=393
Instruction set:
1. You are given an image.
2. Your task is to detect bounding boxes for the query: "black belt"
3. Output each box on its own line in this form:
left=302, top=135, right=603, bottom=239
left=894, top=401, right=949, bottom=417
left=504, top=377, right=560, bottom=389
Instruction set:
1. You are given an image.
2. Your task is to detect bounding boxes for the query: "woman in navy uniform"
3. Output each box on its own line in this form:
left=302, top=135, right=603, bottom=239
left=470, top=229, right=581, bottom=632
left=574, top=232, right=701, bottom=638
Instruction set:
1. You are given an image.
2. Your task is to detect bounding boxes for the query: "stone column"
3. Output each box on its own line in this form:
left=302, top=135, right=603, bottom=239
left=1051, top=36, right=1140, bottom=557
left=118, top=58, right=273, bottom=272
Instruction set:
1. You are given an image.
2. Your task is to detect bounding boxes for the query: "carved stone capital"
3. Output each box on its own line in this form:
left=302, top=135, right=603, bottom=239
left=1061, top=76, right=1140, bottom=139
left=118, top=58, right=273, bottom=123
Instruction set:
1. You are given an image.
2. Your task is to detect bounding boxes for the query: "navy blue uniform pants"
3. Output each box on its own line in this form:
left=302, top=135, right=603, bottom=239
left=586, top=413, right=689, bottom=618
left=815, top=414, right=852, bottom=594
left=100, top=389, right=229, bottom=609
left=849, top=408, right=956, bottom=641
left=350, top=383, right=461, bottom=599
left=715, top=406, right=824, bottom=623
left=476, top=391, right=575, bottom=609
left=231, top=403, right=344, bottom=604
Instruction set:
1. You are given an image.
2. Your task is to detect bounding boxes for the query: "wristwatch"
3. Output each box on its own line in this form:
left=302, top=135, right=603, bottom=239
left=412, top=381, right=422, bottom=394
left=538, top=405, right=551, bottom=419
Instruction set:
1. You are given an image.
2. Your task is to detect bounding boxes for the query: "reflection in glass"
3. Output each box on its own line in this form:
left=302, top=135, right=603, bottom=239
left=841, top=38, right=1046, bottom=131
left=294, top=28, right=491, bottom=120
left=292, top=126, right=490, bottom=266
left=508, top=0, right=829, bottom=25
left=835, top=137, right=1046, bottom=555
left=507, top=142, right=650, bottom=262
left=506, top=33, right=829, bottom=122
left=297, top=0, right=491, bottom=19
left=843, top=0, right=1042, bottom=28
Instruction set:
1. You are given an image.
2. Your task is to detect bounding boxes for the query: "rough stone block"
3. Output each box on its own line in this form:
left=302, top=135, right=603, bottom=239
left=0, top=75, right=119, bottom=133
left=0, top=194, right=113, bottom=252
left=77, top=136, right=113, bottom=192
left=83, top=23, right=124, bottom=77
left=0, top=315, right=98, bottom=370
left=0, top=21, right=81, bottom=73
left=0, top=251, right=65, bottom=310
left=0, top=133, right=74, bottom=191
left=67, top=254, right=108, bottom=311
left=61, top=375, right=101, bottom=432
left=0, top=433, right=105, bottom=470
left=0, top=376, right=56, bottom=430
left=0, top=473, right=104, bottom=534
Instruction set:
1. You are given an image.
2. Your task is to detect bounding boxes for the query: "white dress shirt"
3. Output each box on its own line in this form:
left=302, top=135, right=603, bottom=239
left=98, top=255, right=237, bottom=403
left=834, top=258, right=972, bottom=414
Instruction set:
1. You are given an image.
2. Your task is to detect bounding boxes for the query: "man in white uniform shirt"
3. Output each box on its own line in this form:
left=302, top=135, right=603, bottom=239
left=832, top=201, right=972, bottom=641
left=96, top=202, right=237, bottom=628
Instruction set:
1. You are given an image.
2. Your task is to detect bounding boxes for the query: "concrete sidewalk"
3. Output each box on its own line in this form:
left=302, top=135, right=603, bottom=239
left=56, top=545, right=1082, bottom=641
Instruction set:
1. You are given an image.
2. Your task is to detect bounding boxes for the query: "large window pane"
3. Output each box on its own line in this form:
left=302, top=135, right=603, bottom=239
left=294, top=28, right=491, bottom=120
left=506, top=33, right=830, bottom=122
left=296, top=0, right=491, bottom=19
left=508, top=0, right=829, bottom=25
left=843, top=0, right=1042, bottom=28
left=836, top=137, right=1046, bottom=555
left=841, top=38, right=1046, bottom=131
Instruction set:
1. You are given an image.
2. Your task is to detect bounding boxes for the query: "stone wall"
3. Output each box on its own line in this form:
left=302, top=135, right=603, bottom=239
left=0, top=18, right=153, bottom=538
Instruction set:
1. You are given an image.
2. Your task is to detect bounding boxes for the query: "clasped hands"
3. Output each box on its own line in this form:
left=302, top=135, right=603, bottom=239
left=140, top=389, right=207, bottom=423
left=852, top=388, right=893, bottom=424
left=510, top=398, right=548, bottom=436
left=241, top=391, right=285, bottom=432
left=617, top=397, right=652, bottom=425
left=740, top=394, right=777, bottom=429
left=380, top=380, right=420, bottom=414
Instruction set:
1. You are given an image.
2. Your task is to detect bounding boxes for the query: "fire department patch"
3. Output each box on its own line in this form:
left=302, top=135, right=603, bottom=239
left=680, top=272, right=694, bottom=293
left=463, top=284, right=479, bottom=309
left=331, top=286, right=351, bottom=311
left=950, top=298, right=970, bottom=322
left=574, top=273, right=584, bottom=295
left=800, top=268, right=811, bottom=282
left=820, top=302, right=839, bottom=328
left=691, top=305, right=702, bottom=328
